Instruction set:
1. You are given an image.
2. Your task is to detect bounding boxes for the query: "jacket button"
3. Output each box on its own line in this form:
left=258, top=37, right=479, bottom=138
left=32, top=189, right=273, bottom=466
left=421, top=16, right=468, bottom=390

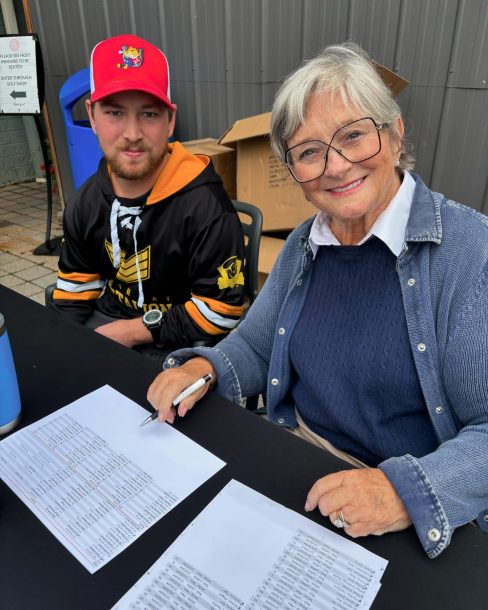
left=277, top=417, right=285, bottom=424
left=166, top=357, right=176, bottom=366
left=427, top=528, right=441, bottom=542
left=296, top=278, right=303, bottom=286
left=271, top=378, right=279, bottom=386
left=417, top=343, right=426, bottom=352
left=483, top=514, right=488, bottom=522
left=407, top=278, right=416, bottom=286
left=278, top=327, right=285, bottom=335
left=435, top=406, right=443, bottom=414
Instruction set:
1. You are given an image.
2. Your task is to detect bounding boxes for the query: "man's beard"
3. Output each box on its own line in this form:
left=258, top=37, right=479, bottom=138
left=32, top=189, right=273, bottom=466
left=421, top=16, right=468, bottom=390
left=107, top=147, right=167, bottom=181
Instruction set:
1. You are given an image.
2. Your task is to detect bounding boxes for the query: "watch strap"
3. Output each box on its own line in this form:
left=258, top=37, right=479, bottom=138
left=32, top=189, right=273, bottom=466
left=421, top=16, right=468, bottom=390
left=143, top=311, right=163, bottom=343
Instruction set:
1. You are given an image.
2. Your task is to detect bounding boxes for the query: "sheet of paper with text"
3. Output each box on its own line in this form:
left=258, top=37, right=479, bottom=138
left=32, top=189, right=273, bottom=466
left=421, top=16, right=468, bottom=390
left=114, top=480, right=388, bottom=610
left=0, top=385, right=225, bottom=573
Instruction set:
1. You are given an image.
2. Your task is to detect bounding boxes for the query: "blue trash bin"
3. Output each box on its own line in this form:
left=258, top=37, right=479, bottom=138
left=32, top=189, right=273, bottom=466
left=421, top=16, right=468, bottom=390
left=59, top=68, right=103, bottom=190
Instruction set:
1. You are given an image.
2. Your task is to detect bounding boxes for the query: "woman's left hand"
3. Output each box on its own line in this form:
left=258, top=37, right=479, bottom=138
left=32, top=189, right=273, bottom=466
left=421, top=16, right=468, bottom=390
left=305, top=468, right=411, bottom=537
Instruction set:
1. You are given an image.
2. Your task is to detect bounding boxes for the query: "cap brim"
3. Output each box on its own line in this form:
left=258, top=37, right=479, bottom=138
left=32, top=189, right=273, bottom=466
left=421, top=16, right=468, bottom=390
left=91, top=80, right=175, bottom=110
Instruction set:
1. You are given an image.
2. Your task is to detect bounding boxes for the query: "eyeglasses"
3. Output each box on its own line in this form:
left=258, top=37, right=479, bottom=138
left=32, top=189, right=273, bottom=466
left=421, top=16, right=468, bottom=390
left=285, top=117, right=385, bottom=183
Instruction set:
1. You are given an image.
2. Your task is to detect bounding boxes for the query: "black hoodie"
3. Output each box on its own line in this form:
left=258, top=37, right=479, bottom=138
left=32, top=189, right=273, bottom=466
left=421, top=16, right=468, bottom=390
left=51, top=142, right=245, bottom=348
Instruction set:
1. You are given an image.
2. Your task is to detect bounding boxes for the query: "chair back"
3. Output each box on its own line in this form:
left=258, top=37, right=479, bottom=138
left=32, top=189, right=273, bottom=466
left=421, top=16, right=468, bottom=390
left=232, top=200, right=262, bottom=305
left=45, top=282, right=55, bottom=305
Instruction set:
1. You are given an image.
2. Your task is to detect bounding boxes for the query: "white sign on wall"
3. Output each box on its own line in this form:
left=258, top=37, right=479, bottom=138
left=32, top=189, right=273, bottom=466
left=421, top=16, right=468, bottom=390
left=0, top=35, right=41, bottom=114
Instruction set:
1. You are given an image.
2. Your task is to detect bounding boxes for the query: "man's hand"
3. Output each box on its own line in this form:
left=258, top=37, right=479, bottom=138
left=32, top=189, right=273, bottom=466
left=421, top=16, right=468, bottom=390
left=305, top=468, right=411, bottom=537
left=147, top=357, right=216, bottom=424
left=94, top=318, right=152, bottom=348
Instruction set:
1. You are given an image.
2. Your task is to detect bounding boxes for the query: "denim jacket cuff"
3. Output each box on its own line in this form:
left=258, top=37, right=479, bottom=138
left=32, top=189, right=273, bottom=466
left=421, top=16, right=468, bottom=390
left=164, top=346, right=243, bottom=406
left=379, top=455, right=452, bottom=558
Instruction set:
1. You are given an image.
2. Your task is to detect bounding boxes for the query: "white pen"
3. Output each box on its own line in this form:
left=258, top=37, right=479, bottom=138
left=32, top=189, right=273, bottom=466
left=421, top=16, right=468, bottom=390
left=139, top=373, right=213, bottom=427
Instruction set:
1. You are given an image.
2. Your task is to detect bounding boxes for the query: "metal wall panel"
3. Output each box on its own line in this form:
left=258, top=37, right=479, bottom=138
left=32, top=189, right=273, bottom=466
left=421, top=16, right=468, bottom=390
left=224, top=0, right=264, bottom=121
left=302, top=0, right=350, bottom=56
left=348, top=0, right=401, bottom=63
left=394, top=0, right=459, bottom=186
left=398, top=85, right=446, bottom=184
left=425, top=0, right=488, bottom=211
left=395, top=0, right=457, bottom=86
left=431, top=88, right=488, bottom=209
left=261, top=0, right=303, bottom=82
left=189, top=0, right=228, bottom=136
left=24, top=0, right=488, bottom=212
left=448, top=0, right=488, bottom=88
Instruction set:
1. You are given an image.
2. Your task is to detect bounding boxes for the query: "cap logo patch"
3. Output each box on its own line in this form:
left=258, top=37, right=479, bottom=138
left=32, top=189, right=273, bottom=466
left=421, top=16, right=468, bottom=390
left=117, top=45, right=144, bottom=70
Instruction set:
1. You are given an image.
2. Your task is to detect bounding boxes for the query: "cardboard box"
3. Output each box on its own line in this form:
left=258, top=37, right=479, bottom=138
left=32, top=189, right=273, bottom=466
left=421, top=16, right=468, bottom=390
left=182, top=138, right=236, bottom=199
left=220, top=113, right=316, bottom=231
left=258, top=234, right=286, bottom=290
left=374, top=62, right=409, bottom=96
left=219, top=63, right=408, bottom=232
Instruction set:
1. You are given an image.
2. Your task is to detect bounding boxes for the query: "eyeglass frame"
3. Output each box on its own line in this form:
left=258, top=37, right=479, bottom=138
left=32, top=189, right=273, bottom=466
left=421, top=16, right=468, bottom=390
left=285, top=117, right=386, bottom=184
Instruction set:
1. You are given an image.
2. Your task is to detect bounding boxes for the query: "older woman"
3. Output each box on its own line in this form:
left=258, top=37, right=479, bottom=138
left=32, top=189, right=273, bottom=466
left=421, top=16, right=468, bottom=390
left=147, top=42, right=488, bottom=558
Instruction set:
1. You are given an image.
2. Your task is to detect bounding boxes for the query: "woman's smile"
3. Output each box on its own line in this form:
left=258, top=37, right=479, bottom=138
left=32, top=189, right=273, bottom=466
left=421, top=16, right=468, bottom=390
left=326, top=176, right=366, bottom=195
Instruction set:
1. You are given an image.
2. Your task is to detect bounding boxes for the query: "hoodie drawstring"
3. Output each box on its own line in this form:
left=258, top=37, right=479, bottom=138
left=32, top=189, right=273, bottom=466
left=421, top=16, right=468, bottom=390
left=110, top=198, right=145, bottom=308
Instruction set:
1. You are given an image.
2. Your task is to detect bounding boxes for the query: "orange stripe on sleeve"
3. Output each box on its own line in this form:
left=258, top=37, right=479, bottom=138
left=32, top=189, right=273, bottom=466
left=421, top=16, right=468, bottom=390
left=58, top=271, right=102, bottom=283
left=184, top=302, right=228, bottom=336
left=192, top=294, right=244, bottom=317
left=53, top=289, right=102, bottom=301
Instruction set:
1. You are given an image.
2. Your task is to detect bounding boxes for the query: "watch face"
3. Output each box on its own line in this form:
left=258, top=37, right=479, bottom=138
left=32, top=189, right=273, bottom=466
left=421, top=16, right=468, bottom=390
left=144, top=310, right=162, bottom=325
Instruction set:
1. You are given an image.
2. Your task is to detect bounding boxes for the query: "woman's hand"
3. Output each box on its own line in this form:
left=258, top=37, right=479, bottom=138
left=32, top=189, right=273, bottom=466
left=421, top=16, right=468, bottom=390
left=147, top=357, right=216, bottom=424
left=305, top=468, right=411, bottom=536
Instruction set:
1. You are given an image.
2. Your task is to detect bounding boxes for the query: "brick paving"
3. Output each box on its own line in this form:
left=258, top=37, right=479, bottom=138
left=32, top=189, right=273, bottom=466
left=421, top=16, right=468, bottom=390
left=0, top=181, right=62, bottom=305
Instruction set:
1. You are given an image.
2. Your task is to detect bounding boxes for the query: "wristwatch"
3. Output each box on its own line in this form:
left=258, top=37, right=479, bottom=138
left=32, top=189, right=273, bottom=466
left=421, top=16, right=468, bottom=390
left=142, top=309, right=163, bottom=343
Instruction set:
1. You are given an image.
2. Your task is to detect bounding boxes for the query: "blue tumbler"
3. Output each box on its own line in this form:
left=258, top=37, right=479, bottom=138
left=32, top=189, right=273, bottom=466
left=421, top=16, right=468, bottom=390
left=0, top=313, right=21, bottom=434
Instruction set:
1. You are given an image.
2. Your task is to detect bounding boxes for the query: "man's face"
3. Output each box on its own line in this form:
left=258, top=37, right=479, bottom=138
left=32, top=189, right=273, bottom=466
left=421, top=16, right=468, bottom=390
left=86, top=90, right=176, bottom=187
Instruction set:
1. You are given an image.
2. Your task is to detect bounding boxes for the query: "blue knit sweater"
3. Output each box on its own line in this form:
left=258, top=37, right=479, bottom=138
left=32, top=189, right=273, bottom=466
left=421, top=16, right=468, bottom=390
left=290, top=238, right=437, bottom=465
left=167, top=173, right=488, bottom=558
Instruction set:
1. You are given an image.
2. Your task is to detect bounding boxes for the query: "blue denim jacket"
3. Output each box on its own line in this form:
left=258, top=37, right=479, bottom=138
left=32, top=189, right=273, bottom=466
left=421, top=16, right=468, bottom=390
left=167, top=174, right=488, bottom=558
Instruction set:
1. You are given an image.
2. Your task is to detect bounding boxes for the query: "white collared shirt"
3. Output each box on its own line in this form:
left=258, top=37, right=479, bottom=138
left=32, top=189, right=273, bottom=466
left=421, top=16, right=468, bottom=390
left=309, top=170, right=416, bottom=258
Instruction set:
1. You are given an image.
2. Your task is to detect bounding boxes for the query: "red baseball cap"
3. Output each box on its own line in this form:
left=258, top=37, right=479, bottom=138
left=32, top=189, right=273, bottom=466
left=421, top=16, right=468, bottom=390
left=89, top=34, right=175, bottom=110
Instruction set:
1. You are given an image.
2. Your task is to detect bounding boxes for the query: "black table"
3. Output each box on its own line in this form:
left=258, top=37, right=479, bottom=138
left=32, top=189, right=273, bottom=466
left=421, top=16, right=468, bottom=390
left=0, top=285, right=486, bottom=610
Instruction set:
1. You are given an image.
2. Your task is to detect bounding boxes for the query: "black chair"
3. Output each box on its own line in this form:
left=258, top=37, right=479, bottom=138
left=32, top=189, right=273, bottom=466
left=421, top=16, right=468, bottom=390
left=193, top=200, right=264, bottom=410
left=45, top=282, right=56, bottom=304
left=231, top=199, right=263, bottom=308
left=231, top=200, right=264, bottom=411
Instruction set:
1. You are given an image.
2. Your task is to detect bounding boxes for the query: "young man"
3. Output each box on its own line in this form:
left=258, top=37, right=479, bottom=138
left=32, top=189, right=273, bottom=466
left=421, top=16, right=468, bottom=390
left=51, top=34, right=245, bottom=357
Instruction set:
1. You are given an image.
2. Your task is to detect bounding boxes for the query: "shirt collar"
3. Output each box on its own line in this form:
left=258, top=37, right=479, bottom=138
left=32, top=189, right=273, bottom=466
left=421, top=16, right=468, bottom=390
left=309, top=170, right=416, bottom=258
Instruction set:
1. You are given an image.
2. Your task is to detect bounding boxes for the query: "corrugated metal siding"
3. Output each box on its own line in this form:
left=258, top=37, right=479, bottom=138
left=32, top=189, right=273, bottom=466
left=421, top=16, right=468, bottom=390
left=395, top=0, right=458, bottom=188
left=448, top=0, right=488, bottom=88
left=25, top=0, right=487, bottom=212
left=430, top=0, right=488, bottom=214
left=431, top=87, right=488, bottom=208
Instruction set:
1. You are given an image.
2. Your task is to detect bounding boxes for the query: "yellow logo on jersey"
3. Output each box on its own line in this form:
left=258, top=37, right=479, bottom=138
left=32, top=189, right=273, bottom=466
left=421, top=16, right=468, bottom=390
left=217, top=256, right=244, bottom=289
left=105, top=240, right=151, bottom=282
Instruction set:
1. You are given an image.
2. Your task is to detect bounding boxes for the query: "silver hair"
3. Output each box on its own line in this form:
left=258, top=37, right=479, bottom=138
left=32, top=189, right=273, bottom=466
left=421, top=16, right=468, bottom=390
left=270, top=42, right=415, bottom=171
